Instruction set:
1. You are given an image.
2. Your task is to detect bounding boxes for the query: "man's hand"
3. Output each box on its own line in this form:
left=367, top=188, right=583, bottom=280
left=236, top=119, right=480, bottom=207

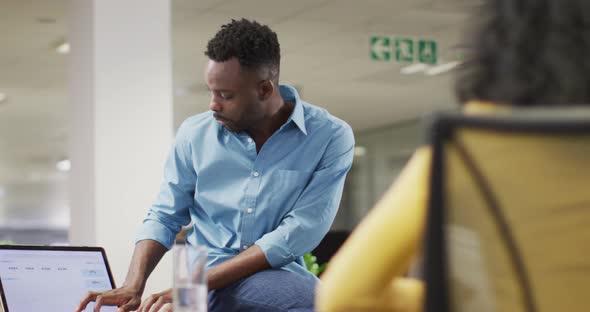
left=136, top=288, right=173, bottom=312
left=75, top=285, right=141, bottom=312
left=76, top=240, right=169, bottom=312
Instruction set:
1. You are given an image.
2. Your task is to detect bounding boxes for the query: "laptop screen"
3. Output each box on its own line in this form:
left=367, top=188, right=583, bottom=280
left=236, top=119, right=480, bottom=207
left=0, top=246, right=117, bottom=312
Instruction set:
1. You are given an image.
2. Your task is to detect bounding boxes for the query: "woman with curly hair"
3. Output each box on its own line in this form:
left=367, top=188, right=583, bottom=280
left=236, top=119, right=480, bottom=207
left=317, top=0, right=590, bottom=311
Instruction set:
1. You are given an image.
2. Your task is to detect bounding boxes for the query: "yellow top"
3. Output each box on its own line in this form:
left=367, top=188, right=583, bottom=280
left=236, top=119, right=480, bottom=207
left=315, top=101, right=501, bottom=312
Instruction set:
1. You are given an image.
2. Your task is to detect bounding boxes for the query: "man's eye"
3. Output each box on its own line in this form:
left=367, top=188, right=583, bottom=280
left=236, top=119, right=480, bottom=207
left=220, top=93, right=232, bottom=100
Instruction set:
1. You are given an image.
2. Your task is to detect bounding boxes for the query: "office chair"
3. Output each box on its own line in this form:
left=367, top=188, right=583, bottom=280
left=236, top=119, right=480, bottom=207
left=423, top=109, right=590, bottom=312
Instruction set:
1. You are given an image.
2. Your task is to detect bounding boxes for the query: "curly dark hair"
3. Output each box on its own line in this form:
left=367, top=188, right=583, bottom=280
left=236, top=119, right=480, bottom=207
left=205, top=19, right=280, bottom=80
left=456, top=0, right=590, bottom=106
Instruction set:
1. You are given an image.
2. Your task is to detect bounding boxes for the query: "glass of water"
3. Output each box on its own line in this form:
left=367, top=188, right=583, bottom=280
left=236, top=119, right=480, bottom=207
left=173, top=244, right=208, bottom=312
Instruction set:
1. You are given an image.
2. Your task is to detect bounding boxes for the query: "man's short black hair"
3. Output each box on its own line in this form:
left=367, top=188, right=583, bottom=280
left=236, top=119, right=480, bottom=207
left=205, top=19, right=281, bottom=80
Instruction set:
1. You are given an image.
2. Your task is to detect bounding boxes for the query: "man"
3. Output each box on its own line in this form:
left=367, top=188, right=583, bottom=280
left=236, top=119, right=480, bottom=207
left=76, top=18, right=354, bottom=312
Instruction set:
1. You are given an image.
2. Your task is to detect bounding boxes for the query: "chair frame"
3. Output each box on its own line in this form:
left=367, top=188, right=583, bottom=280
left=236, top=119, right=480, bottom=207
left=423, top=113, right=590, bottom=312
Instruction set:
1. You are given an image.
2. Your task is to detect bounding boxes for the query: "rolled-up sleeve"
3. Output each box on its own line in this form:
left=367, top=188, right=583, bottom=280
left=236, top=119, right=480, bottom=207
left=256, top=125, right=355, bottom=267
left=135, top=122, right=196, bottom=249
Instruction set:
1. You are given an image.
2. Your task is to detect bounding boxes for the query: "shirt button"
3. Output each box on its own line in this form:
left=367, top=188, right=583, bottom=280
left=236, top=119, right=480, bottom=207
left=247, top=208, right=253, bottom=214
left=253, top=171, right=260, bottom=177
left=242, top=245, right=248, bottom=250
left=247, top=138, right=253, bottom=143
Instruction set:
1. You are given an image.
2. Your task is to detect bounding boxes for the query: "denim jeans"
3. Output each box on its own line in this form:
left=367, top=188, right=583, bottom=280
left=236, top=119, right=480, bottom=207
left=208, top=269, right=317, bottom=312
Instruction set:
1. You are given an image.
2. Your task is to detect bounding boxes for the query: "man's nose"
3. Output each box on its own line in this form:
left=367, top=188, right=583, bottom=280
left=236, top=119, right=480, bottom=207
left=209, top=96, right=222, bottom=112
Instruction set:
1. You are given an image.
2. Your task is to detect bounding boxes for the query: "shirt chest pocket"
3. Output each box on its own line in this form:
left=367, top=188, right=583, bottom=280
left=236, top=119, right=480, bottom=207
left=269, top=169, right=312, bottom=210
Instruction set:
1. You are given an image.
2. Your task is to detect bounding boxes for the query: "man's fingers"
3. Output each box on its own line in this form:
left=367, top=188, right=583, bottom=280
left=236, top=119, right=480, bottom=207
left=77, top=288, right=141, bottom=312
left=137, top=294, right=157, bottom=312
left=94, top=295, right=104, bottom=312
left=76, top=291, right=99, bottom=312
left=161, top=303, right=173, bottom=312
left=118, top=297, right=141, bottom=312
left=136, top=300, right=147, bottom=312
left=148, top=297, right=167, bottom=312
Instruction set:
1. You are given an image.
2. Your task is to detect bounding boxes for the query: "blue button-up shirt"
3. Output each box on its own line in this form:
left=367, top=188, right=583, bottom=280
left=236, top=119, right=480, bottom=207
left=136, top=85, right=354, bottom=280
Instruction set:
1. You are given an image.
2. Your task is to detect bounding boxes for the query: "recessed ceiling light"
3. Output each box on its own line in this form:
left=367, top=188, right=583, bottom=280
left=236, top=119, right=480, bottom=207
left=354, top=146, right=367, bottom=157
left=56, top=159, right=71, bottom=172
left=425, top=61, right=461, bottom=76
left=0, top=92, right=6, bottom=104
left=56, top=42, right=71, bottom=54
left=400, top=63, right=429, bottom=75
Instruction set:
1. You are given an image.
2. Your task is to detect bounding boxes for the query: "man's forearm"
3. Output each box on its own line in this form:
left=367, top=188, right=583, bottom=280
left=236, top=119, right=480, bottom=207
left=122, top=239, right=168, bottom=294
left=207, top=244, right=270, bottom=290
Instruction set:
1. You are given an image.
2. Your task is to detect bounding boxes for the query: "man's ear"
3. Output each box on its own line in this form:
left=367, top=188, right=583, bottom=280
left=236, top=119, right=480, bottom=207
left=258, top=80, right=275, bottom=101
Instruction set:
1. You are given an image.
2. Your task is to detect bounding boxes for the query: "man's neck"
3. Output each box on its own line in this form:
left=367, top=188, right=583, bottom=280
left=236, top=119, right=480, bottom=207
left=248, top=95, right=295, bottom=152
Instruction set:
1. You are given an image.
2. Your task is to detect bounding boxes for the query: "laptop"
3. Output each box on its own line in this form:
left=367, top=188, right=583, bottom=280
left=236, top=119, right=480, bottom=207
left=0, top=245, right=117, bottom=312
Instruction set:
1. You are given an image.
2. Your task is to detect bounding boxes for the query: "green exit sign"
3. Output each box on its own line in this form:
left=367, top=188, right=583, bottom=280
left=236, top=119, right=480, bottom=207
left=369, top=36, right=391, bottom=61
left=370, top=36, right=438, bottom=65
left=418, top=39, right=437, bottom=64
left=394, top=38, right=414, bottom=62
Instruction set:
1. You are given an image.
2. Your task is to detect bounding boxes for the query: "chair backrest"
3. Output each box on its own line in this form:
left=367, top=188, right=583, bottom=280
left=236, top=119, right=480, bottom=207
left=423, top=108, right=590, bottom=312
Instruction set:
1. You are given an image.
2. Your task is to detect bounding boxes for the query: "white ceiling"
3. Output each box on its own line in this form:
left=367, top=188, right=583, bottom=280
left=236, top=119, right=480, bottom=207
left=172, top=0, right=473, bottom=128
left=0, top=0, right=473, bottom=228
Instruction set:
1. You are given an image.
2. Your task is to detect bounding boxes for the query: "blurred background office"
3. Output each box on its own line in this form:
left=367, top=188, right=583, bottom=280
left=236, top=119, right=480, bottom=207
left=0, top=0, right=473, bottom=293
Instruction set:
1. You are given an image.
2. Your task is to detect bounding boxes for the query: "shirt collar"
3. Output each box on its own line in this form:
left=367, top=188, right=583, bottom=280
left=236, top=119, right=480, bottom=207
left=279, top=84, right=307, bottom=135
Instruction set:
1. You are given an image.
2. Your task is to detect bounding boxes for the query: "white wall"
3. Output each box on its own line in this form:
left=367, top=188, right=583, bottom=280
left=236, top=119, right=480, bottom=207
left=68, top=0, right=174, bottom=296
